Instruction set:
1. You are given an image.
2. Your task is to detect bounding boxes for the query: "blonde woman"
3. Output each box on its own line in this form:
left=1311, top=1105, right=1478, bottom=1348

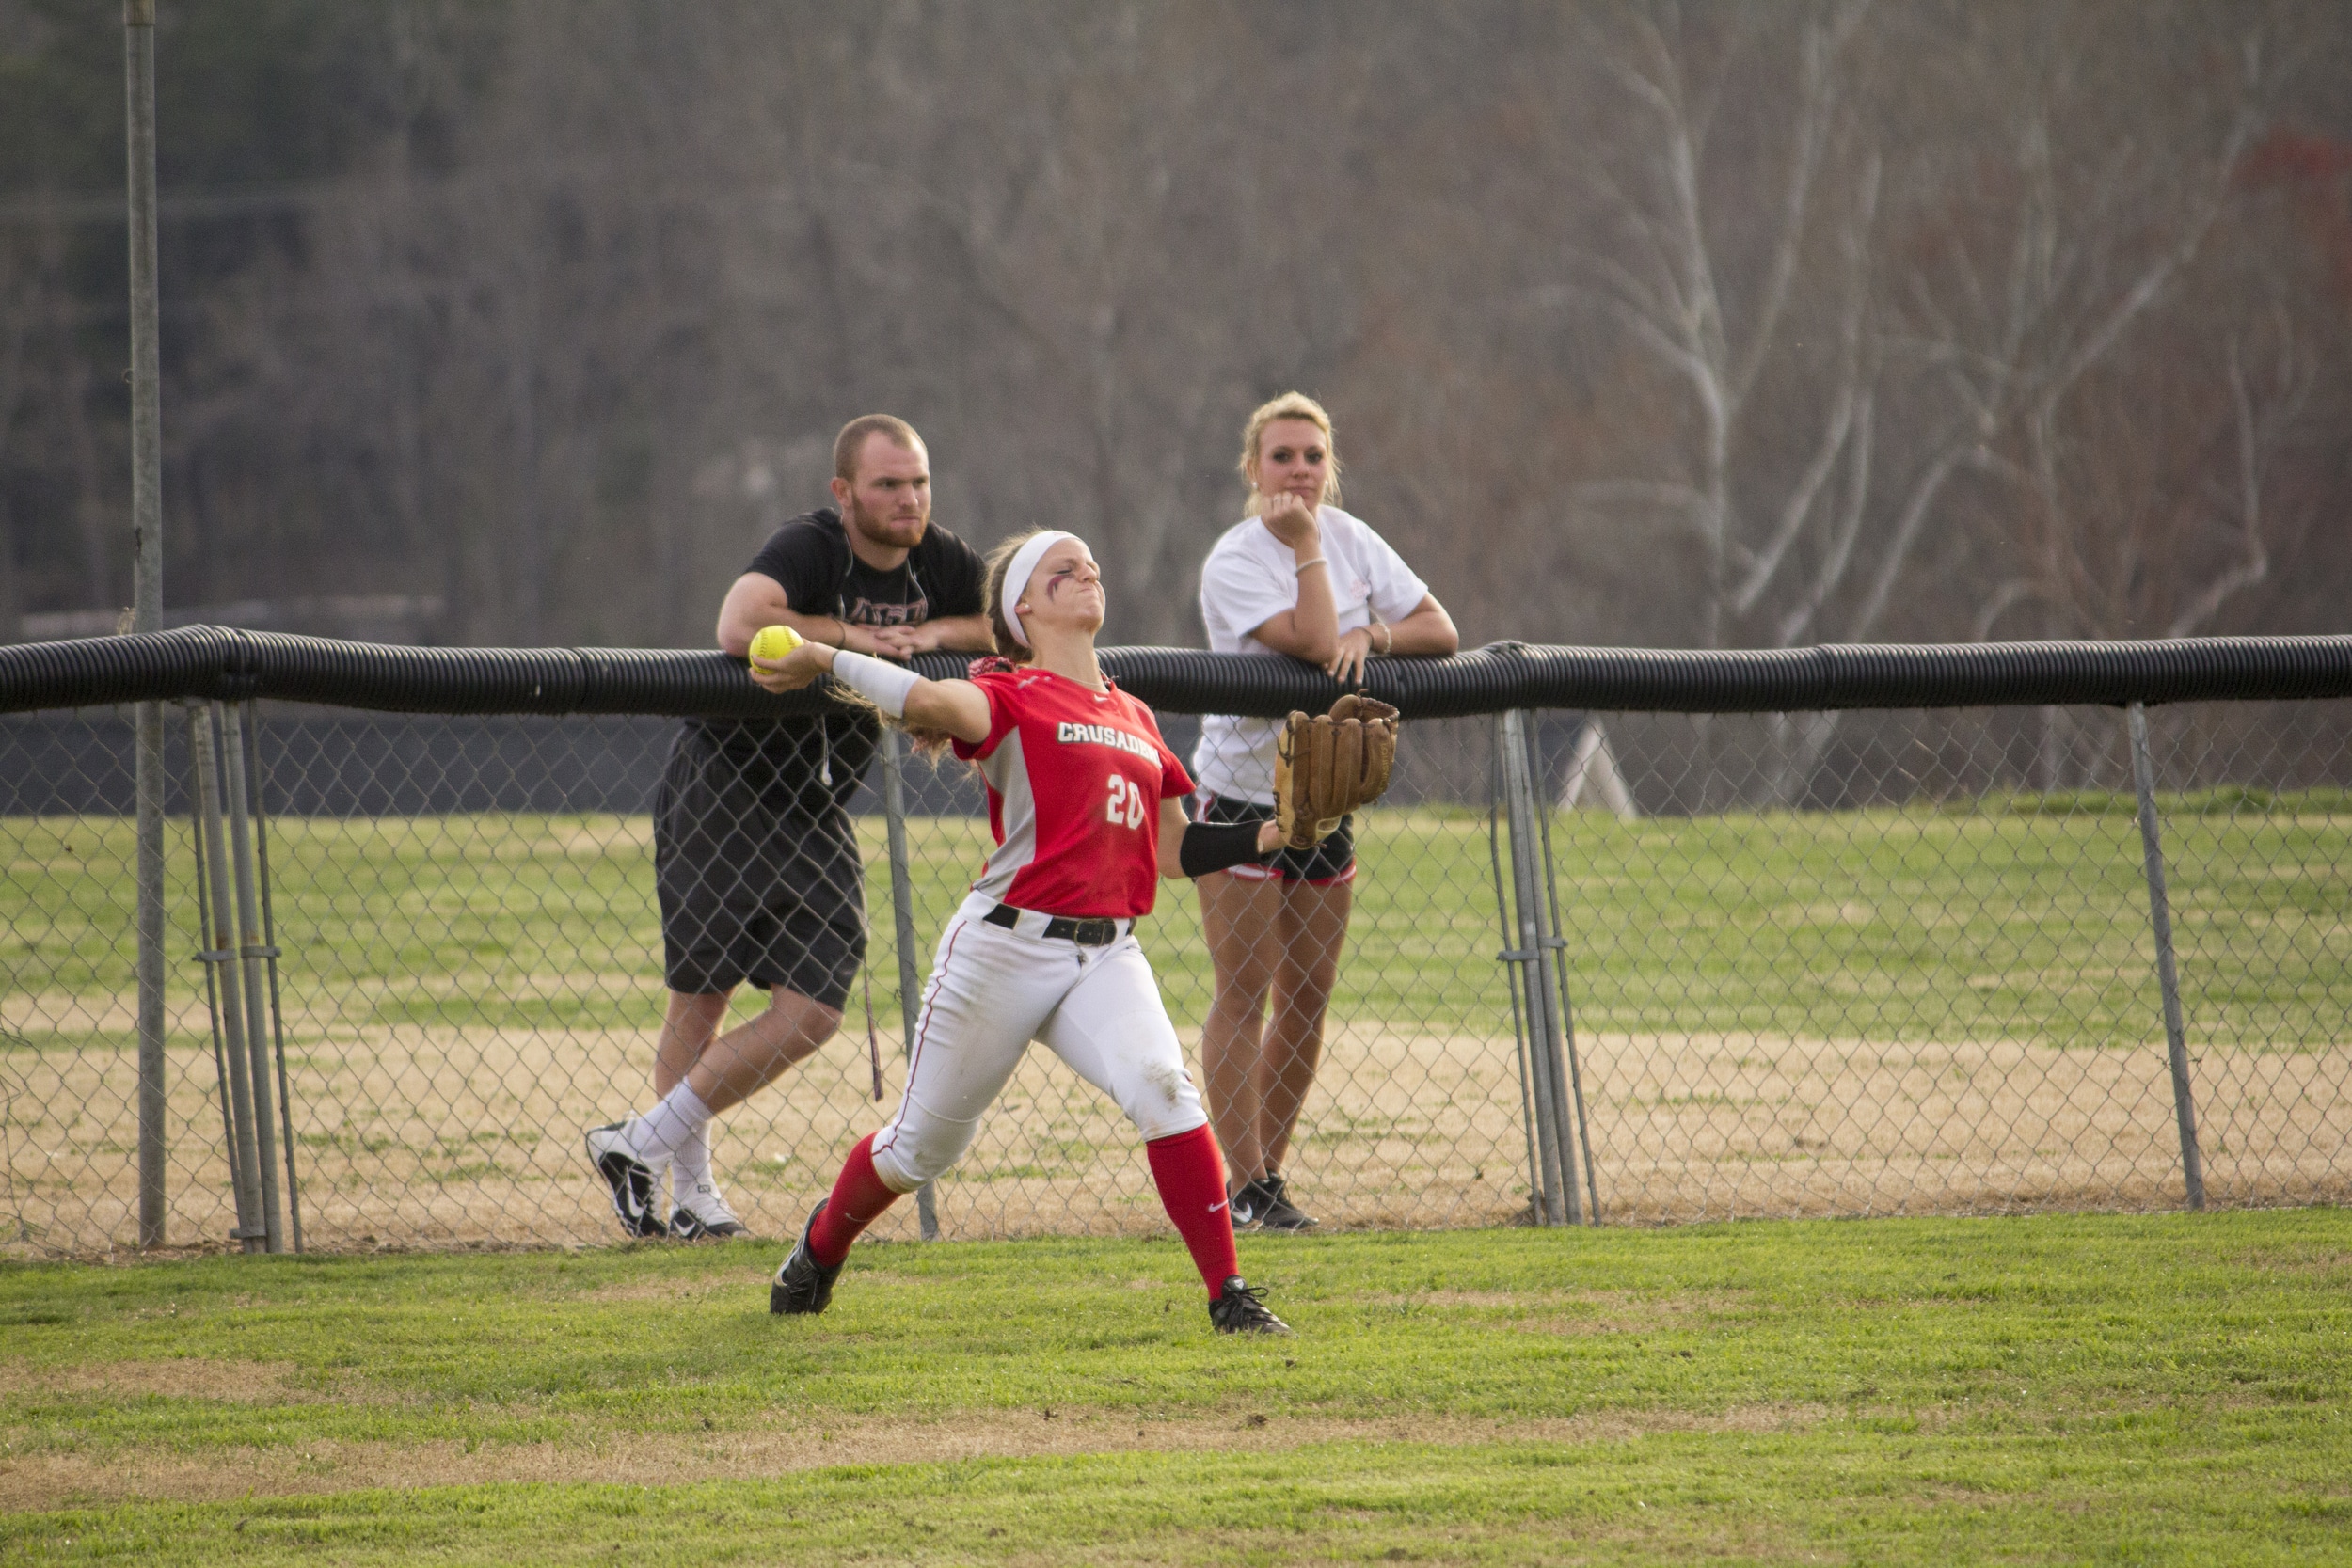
left=1192, top=393, right=1458, bottom=1230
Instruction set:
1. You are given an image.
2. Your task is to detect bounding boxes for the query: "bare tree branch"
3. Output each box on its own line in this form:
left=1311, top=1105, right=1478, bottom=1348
left=1730, top=150, right=1881, bottom=618
left=1776, top=382, right=1877, bottom=646
left=1846, top=430, right=1974, bottom=642
left=2035, top=100, right=2261, bottom=412
left=2165, top=341, right=2280, bottom=637
left=1726, top=4, right=1866, bottom=408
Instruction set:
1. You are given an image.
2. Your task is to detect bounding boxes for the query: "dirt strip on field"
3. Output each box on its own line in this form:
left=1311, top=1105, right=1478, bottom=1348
left=0, top=1401, right=1827, bottom=1512
left=7, top=1013, right=2347, bottom=1255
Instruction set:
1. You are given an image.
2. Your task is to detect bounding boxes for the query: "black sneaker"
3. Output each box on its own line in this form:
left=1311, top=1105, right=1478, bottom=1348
left=1208, top=1275, right=1291, bottom=1335
left=1229, top=1178, right=1271, bottom=1231
left=583, top=1120, right=664, bottom=1239
left=1255, top=1174, right=1320, bottom=1233
left=770, top=1201, right=842, bottom=1316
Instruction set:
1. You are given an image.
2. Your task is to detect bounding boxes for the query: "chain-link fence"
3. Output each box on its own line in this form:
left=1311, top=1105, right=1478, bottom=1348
left=4, top=658, right=2349, bottom=1257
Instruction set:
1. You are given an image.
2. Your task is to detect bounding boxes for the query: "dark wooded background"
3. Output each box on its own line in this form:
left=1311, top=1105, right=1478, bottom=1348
left=3, top=2, right=2346, bottom=673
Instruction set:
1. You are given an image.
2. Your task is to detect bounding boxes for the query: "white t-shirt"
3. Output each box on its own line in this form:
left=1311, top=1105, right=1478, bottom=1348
left=1192, top=505, right=1430, bottom=804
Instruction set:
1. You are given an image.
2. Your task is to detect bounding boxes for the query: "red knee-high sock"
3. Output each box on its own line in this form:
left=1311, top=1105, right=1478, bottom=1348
left=807, top=1133, right=901, bottom=1268
left=1147, top=1124, right=1240, bottom=1296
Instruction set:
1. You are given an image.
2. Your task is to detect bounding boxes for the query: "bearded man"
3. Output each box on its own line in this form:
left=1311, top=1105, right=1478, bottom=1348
left=587, top=415, right=993, bottom=1239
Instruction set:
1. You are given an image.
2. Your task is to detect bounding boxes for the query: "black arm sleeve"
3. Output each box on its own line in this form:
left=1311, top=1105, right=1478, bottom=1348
left=1179, top=820, right=1270, bottom=879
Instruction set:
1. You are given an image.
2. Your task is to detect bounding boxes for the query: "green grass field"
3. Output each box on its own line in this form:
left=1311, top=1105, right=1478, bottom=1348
left=7, top=791, right=2350, bottom=1250
left=6, top=790, right=2350, bottom=1049
left=3, top=1211, right=2349, bottom=1563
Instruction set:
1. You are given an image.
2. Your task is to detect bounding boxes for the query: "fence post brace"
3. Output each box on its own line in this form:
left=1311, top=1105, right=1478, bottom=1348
left=2127, top=703, right=2206, bottom=1212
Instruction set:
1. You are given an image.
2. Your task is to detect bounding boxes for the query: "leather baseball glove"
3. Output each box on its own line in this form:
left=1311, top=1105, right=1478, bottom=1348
left=1273, top=694, right=1400, bottom=850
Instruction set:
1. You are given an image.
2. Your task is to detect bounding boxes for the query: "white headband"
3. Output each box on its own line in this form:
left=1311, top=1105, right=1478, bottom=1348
left=1000, top=531, right=1078, bottom=649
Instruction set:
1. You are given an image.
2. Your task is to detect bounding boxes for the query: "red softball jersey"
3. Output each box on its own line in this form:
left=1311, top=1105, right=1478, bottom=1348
left=952, top=666, right=1195, bottom=918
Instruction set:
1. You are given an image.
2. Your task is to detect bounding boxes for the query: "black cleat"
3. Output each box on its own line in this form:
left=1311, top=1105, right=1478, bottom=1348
left=1208, top=1275, right=1291, bottom=1335
left=1229, top=1179, right=1267, bottom=1231
left=1254, top=1174, right=1320, bottom=1233
left=770, top=1201, right=843, bottom=1316
left=584, top=1120, right=664, bottom=1239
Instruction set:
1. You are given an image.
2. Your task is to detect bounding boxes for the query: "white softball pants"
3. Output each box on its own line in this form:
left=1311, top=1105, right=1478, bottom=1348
left=867, top=894, right=1208, bottom=1193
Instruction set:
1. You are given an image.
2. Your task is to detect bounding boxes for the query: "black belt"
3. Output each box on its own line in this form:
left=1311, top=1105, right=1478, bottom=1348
left=982, top=902, right=1121, bottom=946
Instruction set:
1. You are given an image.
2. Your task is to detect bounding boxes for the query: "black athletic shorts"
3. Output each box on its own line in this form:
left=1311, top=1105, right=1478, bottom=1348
left=1199, top=793, right=1357, bottom=884
left=653, top=726, right=866, bottom=1006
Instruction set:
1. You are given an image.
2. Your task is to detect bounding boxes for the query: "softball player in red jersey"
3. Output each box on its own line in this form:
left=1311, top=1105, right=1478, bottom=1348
left=749, top=528, right=1295, bottom=1333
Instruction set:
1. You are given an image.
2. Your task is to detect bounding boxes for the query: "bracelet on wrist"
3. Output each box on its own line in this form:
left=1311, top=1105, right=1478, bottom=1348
left=1293, top=556, right=1327, bottom=576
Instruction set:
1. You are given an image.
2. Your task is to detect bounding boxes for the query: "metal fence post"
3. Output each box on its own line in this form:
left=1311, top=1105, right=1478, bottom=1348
left=1515, top=710, right=1582, bottom=1226
left=1488, top=777, right=1546, bottom=1224
left=183, top=706, right=237, bottom=1243
left=215, top=702, right=285, bottom=1252
left=186, top=704, right=265, bottom=1251
left=879, top=726, right=939, bottom=1241
left=1497, top=711, right=1578, bottom=1226
left=240, top=700, right=302, bottom=1251
left=135, top=700, right=167, bottom=1251
left=1491, top=724, right=1559, bottom=1224
left=125, top=0, right=168, bottom=1251
left=212, top=703, right=288, bottom=1253
left=1533, top=725, right=1601, bottom=1225
left=2127, top=703, right=2206, bottom=1212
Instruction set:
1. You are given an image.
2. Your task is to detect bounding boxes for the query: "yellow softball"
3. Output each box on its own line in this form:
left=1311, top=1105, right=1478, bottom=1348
left=748, top=623, right=803, bottom=668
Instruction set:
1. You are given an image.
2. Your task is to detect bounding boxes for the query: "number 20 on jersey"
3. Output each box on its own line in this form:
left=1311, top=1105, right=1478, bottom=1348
left=1105, top=774, right=1148, bottom=830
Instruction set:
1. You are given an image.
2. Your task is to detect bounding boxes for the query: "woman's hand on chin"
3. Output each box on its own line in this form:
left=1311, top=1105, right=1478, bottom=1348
left=1260, top=492, right=1321, bottom=550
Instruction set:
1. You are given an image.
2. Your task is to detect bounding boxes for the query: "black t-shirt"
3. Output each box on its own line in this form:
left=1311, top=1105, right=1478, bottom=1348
left=687, top=508, right=987, bottom=816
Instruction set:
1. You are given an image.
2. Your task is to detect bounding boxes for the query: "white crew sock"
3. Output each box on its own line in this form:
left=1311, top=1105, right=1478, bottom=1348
left=673, top=1119, right=713, bottom=1190
left=629, top=1081, right=712, bottom=1166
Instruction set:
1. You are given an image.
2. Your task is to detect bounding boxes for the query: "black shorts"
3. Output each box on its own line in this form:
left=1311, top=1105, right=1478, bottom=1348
left=653, top=728, right=866, bottom=1006
left=1200, top=793, right=1357, bottom=884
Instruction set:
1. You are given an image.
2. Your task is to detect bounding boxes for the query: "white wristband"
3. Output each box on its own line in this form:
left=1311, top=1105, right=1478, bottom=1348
left=830, top=649, right=921, bottom=718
